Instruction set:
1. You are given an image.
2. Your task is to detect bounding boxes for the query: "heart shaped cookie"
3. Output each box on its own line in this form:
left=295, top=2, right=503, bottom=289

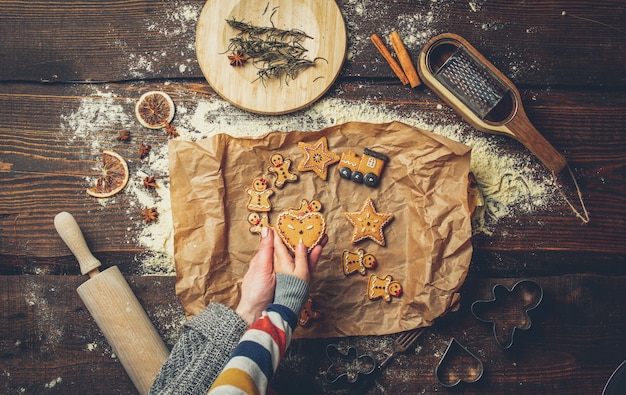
left=276, top=211, right=326, bottom=253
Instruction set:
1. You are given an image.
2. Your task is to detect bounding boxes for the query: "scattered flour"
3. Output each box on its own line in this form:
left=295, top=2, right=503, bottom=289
left=149, top=300, right=188, bottom=346
left=61, top=86, right=557, bottom=274
left=57, top=1, right=557, bottom=274
left=24, top=279, right=63, bottom=350
left=129, top=3, right=202, bottom=79
left=60, top=91, right=132, bottom=157
left=469, top=1, right=482, bottom=13
left=44, top=377, right=62, bottom=389
left=396, top=11, right=438, bottom=47
left=345, top=0, right=450, bottom=66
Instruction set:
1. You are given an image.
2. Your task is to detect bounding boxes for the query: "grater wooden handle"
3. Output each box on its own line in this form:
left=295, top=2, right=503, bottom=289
left=505, top=106, right=568, bottom=174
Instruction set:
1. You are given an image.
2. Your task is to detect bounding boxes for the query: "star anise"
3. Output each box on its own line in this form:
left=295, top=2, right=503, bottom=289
left=228, top=51, right=248, bottom=66
left=116, top=130, right=131, bottom=142
left=164, top=121, right=180, bottom=138
left=143, top=175, right=158, bottom=189
left=139, top=143, right=151, bottom=159
left=140, top=207, right=159, bottom=224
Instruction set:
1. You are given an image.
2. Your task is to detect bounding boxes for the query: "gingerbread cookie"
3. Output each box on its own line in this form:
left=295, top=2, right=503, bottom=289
left=368, top=274, right=403, bottom=302
left=344, top=198, right=393, bottom=246
left=342, top=249, right=377, bottom=276
left=297, top=136, right=340, bottom=180
left=247, top=212, right=270, bottom=235
left=276, top=211, right=326, bottom=253
left=288, top=198, right=322, bottom=217
left=299, top=297, right=321, bottom=327
left=246, top=177, right=274, bottom=212
left=268, top=153, right=298, bottom=188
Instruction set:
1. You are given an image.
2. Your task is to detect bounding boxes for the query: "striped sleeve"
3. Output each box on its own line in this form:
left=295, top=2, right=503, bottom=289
left=207, top=304, right=297, bottom=395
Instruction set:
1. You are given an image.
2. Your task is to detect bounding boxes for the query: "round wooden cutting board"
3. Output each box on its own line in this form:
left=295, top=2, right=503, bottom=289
left=196, top=0, right=346, bottom=115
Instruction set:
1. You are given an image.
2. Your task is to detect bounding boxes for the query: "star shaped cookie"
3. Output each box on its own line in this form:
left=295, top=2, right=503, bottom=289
left=344, top=198, right=394, bottom=246
left=297, top=136, right=340, bottom=180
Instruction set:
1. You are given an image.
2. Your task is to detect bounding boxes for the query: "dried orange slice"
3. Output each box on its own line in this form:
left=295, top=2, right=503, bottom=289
left=86, top=150, right=129, bottom=198
left=135, top=91, right=175, bottom=129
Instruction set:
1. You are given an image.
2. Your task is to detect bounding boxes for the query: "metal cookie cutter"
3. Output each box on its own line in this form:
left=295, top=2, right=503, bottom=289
left=603, top=360, right=626, bottom=395
left=471, top=279, right=544, bottom=348
left=324, top=344, right=376, bottom=384
left=435, top=337, right=484, bottom=387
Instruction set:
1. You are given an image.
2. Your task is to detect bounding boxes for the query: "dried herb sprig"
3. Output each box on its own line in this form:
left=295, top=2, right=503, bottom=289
left=226, top=18, right=312, bottom=44
left=227, top=37, right=308, bottom=60
left=254, top=58, right=322, bottom=84
left=225, top=17, right=323, bottom=84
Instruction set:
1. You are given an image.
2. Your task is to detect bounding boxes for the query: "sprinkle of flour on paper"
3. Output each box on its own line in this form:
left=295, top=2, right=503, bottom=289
left=61, top=85, right=556, bottom=274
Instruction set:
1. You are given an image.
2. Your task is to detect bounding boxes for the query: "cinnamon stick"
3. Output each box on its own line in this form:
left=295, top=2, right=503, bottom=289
left=389, top=31, right=421, bottom=87
left=370, top=34, right=409, bottom=85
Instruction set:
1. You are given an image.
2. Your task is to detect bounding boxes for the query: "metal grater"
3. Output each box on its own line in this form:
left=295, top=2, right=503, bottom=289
left=434, top=46, right=510, bottom=120
left=420, top=33, right=570, bottom=175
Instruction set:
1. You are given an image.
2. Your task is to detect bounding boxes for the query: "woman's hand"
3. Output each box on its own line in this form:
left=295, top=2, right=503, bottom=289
left=273, top=232, right=328, bottom=285
left=236, top=227, right=328, bottom=325
left=235, top=227, right=276, bottom=325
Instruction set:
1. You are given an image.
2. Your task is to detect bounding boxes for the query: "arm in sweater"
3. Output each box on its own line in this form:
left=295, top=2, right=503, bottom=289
left=207, top=274, right=309, bottom=395
left=149, top=302, right=248, bottom=395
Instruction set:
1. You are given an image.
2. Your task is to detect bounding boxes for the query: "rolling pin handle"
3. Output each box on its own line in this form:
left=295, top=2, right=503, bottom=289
left=54, top=211, right=102, bottom=276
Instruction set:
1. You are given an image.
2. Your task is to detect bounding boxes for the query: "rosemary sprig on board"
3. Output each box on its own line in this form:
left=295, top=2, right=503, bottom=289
left=225, top=17, right=322, bottom=84
left=227, top=19, right=312, bottom=43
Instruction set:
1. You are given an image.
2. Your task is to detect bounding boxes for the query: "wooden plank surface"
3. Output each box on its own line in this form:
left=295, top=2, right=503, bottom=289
left=1, top=82, right=625, bottom=261
left=1, top=274, right=624, bottom=394
left=1, top=1, right=625, bottom=86
left=1, top=0, right=625, bottom=394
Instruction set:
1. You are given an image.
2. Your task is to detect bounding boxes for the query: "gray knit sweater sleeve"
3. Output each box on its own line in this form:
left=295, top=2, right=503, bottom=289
left=149, top=302, right=247, bottom=395
left=274, top=273, right=310, bottom=316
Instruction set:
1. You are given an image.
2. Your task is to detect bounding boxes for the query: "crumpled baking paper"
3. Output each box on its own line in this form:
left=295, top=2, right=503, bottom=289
left=168, top=121, right=473, bottom=338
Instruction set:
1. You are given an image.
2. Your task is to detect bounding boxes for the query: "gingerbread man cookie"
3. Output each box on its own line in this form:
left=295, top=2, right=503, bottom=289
left=246, top=177, right=274, bottom=212
left=268, top=153, right=298, bottom=188
left=368, top=274, right=403, bottom=302
left=275, top=211, right=326, bottom=253
left=247, top=212, right=270, bottom=235
left=342, top=249, right=377, bottom=276
left=299, top=297, right=322, bottom=327
left=288, top=198, right=322, bottom=217
left=297, top=136, right=340, bottom=180
left=344, top=198, right=394, bottom=246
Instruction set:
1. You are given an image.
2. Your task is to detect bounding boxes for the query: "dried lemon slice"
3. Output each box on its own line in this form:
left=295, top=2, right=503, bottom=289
left=86, top=150, right=130, bottom=198
left=135, top=91, right=175, bottom=129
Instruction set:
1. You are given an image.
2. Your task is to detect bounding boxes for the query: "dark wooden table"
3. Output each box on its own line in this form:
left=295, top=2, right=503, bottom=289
left=1, top=1, right=625, bottom=394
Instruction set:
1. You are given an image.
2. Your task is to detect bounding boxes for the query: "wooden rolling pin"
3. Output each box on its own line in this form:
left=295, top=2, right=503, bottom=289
left=54, top=211, right=169, bottom=395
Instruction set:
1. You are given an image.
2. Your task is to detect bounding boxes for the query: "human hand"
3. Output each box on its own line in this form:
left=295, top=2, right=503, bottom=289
left=235, top=227, right=276, bottom=325
left=273, top=232, right=328, bottom=285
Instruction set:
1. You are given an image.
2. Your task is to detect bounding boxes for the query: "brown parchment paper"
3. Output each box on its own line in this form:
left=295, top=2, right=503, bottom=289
left=169, top=121, right=473, bottom=339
